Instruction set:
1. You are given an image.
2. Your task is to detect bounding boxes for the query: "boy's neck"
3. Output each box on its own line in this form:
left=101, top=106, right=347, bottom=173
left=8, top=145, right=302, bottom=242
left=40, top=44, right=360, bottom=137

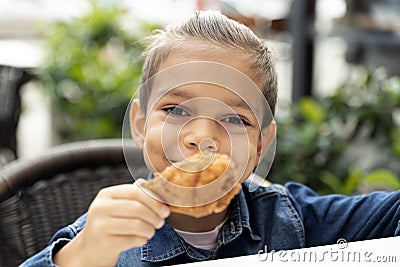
left=168, top=208, right=229, bottom=232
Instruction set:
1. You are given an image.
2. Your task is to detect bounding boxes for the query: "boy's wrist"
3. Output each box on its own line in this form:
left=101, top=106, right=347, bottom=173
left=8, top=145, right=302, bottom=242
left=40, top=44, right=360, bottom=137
left=53, top=232, right=93, bottom=267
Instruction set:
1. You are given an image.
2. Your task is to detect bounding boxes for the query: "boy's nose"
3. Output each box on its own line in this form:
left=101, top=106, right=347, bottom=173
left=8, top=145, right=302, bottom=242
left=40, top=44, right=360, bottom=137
left=182, top=118, right=223, bottom=152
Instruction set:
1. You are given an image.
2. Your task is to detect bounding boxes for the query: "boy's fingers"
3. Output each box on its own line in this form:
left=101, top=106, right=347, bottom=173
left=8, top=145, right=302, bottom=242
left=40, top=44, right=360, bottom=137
left=98, top=183, right=170, bottom=219
left=135, top=186, right=171, bottom=219
left=136, top=184, right=171, bottom=219
left=107, top=200, right=165, bottom=229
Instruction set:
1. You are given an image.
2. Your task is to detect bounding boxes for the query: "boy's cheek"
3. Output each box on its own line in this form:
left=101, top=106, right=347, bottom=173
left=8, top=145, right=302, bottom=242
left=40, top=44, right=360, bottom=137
left=143, top=124, right=181, bottom=171
left=230, top=137, right=259, bottom=181
left=143, top=126, right=166, bottom=170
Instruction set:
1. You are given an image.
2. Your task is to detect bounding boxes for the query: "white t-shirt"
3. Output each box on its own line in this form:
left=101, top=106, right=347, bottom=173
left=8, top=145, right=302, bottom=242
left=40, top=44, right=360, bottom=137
left=174, top=217, right=228, bottom=251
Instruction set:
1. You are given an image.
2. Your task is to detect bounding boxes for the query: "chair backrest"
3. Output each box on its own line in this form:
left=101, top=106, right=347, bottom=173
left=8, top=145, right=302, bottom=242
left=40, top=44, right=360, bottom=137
left=0, top=139, right=147, bottom=266
left=0, top=65, right=32, bottom=165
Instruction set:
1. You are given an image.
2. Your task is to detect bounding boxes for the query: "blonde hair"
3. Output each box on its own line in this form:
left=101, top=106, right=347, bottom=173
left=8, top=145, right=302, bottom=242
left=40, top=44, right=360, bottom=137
left=139, top=10, right=278, bottom=115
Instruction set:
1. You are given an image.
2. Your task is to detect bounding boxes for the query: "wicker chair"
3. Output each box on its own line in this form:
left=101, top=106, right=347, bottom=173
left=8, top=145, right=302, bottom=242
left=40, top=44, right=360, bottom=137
left=0, top=139, right=147, bottom=266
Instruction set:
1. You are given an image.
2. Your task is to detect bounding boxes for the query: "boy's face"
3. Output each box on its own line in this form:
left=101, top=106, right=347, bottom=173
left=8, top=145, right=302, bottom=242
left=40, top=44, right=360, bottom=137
left=130, top=46, right=275, bottom=185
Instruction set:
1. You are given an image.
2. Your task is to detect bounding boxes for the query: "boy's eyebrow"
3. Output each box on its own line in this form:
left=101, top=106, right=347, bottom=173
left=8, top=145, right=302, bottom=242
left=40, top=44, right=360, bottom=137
left=156, top=87, right=252, bottom=109
left=157, top=88, right=190, bottom=100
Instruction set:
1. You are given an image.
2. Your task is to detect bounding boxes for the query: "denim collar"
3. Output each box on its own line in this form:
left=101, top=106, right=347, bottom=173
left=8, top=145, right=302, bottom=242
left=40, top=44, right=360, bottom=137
left=141, top=185, right=261, bottom=262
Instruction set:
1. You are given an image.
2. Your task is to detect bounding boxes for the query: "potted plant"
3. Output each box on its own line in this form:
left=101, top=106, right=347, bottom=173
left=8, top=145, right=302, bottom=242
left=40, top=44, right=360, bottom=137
left=37, top=2, right=159, bottom=143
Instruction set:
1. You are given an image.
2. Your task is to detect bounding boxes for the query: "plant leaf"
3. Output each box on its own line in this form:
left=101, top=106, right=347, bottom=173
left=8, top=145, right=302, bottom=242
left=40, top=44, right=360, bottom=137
left=299, top=97, right=325, bottom=126
left=364, top=169, right=400, bottom=190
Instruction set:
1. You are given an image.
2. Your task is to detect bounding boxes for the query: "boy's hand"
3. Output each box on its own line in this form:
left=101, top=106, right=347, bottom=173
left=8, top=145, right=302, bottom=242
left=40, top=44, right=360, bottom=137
left=53, top=179, right=170, bottom=267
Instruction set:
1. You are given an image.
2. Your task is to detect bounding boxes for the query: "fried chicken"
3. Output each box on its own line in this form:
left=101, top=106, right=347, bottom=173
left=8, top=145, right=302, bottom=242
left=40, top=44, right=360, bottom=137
left=141, top=152, right=241, bottom=218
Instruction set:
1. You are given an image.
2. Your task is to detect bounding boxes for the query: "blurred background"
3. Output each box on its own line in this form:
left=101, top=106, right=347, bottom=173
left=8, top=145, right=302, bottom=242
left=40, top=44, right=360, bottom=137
left=1, top=0, right=400, bottom=195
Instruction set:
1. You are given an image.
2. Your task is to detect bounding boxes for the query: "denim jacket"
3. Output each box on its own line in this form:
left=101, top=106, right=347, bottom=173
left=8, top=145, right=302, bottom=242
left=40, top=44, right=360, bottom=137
left=21, top=181, right=400, bottom=266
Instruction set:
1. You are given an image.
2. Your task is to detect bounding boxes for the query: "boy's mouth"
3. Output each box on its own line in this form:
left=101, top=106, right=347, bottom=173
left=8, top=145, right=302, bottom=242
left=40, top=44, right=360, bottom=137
left=167, top=149, right=222, bottom=164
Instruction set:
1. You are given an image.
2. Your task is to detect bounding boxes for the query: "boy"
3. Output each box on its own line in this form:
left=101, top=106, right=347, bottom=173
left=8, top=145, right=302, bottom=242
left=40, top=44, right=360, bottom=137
left=23, top=10, right=400, bottom=267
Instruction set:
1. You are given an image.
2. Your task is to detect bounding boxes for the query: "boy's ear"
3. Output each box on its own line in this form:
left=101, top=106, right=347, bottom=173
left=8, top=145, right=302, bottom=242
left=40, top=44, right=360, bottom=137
left=256, top=120, right=276, bottom=164
left=130, top=99, right=146, bottom=149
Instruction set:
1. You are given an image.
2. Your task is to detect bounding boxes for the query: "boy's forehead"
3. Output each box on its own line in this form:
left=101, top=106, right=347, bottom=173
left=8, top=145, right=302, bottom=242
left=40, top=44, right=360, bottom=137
left=158, top=45, right=262, bottom=88
left=144, top=61, right=269, bottom=119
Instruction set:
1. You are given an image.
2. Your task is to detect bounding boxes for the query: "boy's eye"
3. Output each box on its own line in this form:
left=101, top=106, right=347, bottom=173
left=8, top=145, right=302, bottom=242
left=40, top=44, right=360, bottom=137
left=222, top=116, right=249, bottom=126
left=163, top=106, right=189, bottom=116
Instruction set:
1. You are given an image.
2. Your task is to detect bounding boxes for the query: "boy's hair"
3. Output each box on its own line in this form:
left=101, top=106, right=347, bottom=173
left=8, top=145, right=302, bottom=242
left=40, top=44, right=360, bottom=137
left=139, top=10, right=278, bottom=116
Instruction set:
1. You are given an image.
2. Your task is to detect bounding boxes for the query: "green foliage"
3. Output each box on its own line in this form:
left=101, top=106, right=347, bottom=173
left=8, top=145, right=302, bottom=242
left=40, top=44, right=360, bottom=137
left=37, top=2, right=160, bottom=142
left=269, top=71, right=400, bottom=195
left=364, top=169, right=400, bottom=188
